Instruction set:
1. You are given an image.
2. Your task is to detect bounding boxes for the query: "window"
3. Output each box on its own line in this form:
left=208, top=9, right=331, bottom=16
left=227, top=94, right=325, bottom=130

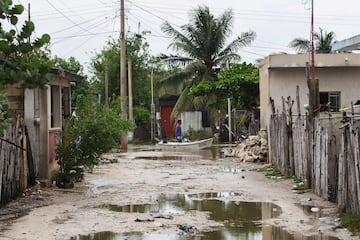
left=320, top=91, right=340, bottom=112
left=50, top=85, right=61, bottom=128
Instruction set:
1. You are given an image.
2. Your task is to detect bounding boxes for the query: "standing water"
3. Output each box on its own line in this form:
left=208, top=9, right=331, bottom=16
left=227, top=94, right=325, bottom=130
left=71, top=145, right=340, bottom=240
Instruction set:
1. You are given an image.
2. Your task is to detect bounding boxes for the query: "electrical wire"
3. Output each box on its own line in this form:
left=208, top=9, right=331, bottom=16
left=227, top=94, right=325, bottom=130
left=45, top=0, right=95, bottom=35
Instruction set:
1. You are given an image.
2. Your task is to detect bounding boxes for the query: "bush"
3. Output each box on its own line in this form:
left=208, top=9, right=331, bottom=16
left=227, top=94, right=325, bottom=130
left=183, top=127, right=213, bottom=141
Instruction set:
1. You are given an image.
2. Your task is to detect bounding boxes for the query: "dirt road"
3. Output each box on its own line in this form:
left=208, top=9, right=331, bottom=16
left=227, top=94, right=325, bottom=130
left=0, top=146, right=358, bottom=240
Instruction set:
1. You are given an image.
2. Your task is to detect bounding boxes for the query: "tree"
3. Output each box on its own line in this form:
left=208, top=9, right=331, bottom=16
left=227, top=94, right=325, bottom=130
left=90, top=36, right=154, bottom=126
left=160, top=6, right=255, bottom=118
left=289, top=28, right=336, bottom=53
left=0, top=0, right=53, bottom=131
left=0, top=0, right=53, bottom=88
left=91, top=36, right=151, bottom=107
left=191, top=62, right=259, bottom=112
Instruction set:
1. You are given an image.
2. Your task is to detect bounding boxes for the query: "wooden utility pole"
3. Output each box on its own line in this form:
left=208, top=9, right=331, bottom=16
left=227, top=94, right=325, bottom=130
left=150, top=68, right=155, bottom=141
left=105, top=64, right=109, bottom=109
left=120, top=0, right=128, bottom=151
left=309, top=0, right=319, bottom=118
left=128, top=60, right=133, bottom=123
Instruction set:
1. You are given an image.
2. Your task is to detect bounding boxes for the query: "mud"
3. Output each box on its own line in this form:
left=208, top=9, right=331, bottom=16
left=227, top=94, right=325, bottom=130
left=0, top=145, right=358, bottom=240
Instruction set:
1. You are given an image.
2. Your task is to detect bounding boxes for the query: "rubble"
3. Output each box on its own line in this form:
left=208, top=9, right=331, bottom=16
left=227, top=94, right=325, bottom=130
left=227, top=130, right=268, bottom=162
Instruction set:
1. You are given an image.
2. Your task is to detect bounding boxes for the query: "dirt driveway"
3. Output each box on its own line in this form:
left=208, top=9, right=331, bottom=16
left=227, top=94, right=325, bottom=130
left=0, top=145, right=358, bottom=240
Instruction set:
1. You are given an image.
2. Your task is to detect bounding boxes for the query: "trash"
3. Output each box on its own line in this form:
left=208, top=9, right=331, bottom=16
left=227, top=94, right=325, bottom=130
left=153, top=221, right=164, bottom=227
left=310, top=207, right=320, bottom=213
left=154, top=214, right=174, bottom=220
left=135, top=218, right=154, bottom=222
left=177, top=224, right=200, bottom=234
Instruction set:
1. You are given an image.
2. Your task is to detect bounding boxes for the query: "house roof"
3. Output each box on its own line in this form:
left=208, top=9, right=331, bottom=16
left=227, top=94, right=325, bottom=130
left=260, top=53, right=360, bottom=68
left=332, top=34, right=360, bottom=52
left=50, top=67, right=84, bottom=83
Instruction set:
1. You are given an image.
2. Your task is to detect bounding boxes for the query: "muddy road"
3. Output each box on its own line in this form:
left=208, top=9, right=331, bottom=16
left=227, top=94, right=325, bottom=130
left=0, top=145, right=358, bottom=240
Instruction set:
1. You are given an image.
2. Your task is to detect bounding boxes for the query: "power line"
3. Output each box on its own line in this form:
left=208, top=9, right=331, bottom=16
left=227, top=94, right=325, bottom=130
left=45, top=0, right=94, bottom=35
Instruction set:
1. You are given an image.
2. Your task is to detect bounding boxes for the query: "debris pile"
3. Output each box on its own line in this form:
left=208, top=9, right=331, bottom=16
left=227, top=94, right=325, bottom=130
left=226, top=130, right=268, bottom=162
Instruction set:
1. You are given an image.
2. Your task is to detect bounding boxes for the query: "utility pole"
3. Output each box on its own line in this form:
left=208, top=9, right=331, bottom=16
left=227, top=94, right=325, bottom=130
left=311, top=0, right=315, bottom=81
left=150, top=68, right=155, bottom=141
left=105, top=64, right=109, bottom=109
left=120, top=0, right=128, bottom=151
left=28, top=3, right=31, bottom=42
left=228, top=98, right=231, bottom=143
left=128, top=60, right=133, bottom=123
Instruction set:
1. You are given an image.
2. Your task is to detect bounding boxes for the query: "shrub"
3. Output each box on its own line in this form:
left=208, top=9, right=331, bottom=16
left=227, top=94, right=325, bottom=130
left=55, top=95, right=133, bottom=188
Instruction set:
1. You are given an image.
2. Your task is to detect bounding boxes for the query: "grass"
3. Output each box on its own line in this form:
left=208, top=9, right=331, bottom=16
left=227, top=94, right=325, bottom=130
left=339, top=212, right=360, bottom=236
left=257, top=165, right=310, bottom=194
left=256, top=165, right=284, bottom=178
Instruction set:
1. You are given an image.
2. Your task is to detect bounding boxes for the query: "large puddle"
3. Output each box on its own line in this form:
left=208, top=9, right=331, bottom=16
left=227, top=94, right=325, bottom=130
left=71, top=193, right=340, bottom=240
left=129, top=146, right=221, bottom=161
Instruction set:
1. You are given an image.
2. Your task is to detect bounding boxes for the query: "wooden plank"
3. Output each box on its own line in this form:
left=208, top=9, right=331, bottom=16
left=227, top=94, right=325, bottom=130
left=321, top=128, right=328, bottom=199
left=337, top=129, right=346, bottom=210
left=348, top=125, right=359, bottom=214
left=314, top=119, right=321, bottom=194
left=354, top=129, right=360, bottom=214
left=0, top=138, right=4, bottom=202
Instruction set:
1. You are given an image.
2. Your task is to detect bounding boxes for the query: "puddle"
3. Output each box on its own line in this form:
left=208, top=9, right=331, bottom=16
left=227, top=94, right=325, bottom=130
left=71, top=226, right=340, bottom=240
left=101, top=193, right=279, bottom=222
left=72, top=193, right=339, bottom=240
left=134, top=155, right=203, bottom=161
left=130, top=146, right=222, bottom=161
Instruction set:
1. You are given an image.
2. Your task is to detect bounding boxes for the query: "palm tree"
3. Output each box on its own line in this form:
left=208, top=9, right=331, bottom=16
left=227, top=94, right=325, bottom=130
left=289, top=28, right=336, bottom=53
left=160, top=6, right=255, bottom=118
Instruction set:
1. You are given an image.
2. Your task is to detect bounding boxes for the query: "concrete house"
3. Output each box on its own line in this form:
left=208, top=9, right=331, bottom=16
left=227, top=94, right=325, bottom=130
left=259, top=53, right=360, bottom=131
left=5, top=66, right=83, bottom=181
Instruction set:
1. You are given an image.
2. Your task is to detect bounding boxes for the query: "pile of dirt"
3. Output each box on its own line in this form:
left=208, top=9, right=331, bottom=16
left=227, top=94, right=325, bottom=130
left=224, top=130, right=268, bottom=162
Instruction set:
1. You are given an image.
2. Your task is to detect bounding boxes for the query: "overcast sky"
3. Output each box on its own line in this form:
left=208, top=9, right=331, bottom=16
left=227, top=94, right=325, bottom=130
left=15, top=0, right=360, bottom=75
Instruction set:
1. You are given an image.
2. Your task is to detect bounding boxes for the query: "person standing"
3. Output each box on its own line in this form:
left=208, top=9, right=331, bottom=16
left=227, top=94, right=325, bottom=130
left=176, top=119, right=182, bottom=142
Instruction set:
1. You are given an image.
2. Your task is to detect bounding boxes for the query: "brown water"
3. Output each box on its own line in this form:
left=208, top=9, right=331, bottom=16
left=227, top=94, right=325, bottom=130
left=70, top=192, right=340, bottom=240
left=70, top=147, right=340, bottom=240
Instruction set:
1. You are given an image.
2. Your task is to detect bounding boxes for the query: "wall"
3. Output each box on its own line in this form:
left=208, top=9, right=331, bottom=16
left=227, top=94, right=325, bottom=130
left=180, top=111, right=202, bottom=133
left=260, top=53, right=360, bottom=131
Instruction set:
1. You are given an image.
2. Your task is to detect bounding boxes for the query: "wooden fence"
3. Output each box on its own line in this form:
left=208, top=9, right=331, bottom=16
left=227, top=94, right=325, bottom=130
left=269, top=111, right=360, bottom=215
left=0, top=118, right=35, bottom=206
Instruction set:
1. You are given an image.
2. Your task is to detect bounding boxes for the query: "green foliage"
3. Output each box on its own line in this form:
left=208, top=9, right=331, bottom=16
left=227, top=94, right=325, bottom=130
left=289, top=27, right=336, bottom=54
left=183, top=127, right=213, bottom=141
left=0, top=86, right=14, bottom=132
left=56, top=94, right=134, bottom=185
left=191, top=62, right=259, bottom=112
left=160, top=6, right=256, bottom=119
left=134, top=106, right=150, bottom=126
left=257, top=165, right=283, bottom=178
left=90, top=36, right=152, bottom=108
left=339, top=213, right=360, bottom=236
left=0, top=1, right=53, bottom=131
left=0, top=0, right=54, bottom=88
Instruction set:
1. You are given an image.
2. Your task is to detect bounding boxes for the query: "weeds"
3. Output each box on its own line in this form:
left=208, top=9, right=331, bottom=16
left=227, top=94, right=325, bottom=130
left=339, top=213, right=360, bottom=236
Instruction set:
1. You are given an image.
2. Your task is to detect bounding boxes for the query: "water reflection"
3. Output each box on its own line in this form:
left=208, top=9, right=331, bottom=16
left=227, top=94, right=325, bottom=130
left=97, top=193, right=282, bottom=240
left=71, top=225, right=340, bottom=240
left=131, top=146, right=221, bottom=161
left=102, top=193, right=280, bottom=225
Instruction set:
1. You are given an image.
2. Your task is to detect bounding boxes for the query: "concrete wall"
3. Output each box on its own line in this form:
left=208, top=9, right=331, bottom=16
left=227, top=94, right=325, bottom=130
left=260, top=53, right=360, bottom=130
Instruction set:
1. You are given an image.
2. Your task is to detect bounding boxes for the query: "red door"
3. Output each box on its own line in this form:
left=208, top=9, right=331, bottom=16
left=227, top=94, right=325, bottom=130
left=160, top=106, right=175, bottom=138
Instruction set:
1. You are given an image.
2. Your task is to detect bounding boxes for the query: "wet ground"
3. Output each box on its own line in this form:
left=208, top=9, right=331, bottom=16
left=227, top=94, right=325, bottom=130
left=0, top=145, right=357, bottom=240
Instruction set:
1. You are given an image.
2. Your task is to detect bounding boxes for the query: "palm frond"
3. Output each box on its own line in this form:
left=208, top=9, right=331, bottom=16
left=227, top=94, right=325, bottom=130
left=314, top=28, right=336, bottom=53
left=217, top=31, right=256, bottom=61
left=159, top=54, right=194, bottom=67
left=161, top=21, right=195, bottom=56
left=288, top=38, right=311, bottom=53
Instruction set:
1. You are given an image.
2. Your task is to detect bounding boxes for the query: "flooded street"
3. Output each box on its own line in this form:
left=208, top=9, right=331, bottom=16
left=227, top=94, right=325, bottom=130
left=0, top=145, right=358, bottom=240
